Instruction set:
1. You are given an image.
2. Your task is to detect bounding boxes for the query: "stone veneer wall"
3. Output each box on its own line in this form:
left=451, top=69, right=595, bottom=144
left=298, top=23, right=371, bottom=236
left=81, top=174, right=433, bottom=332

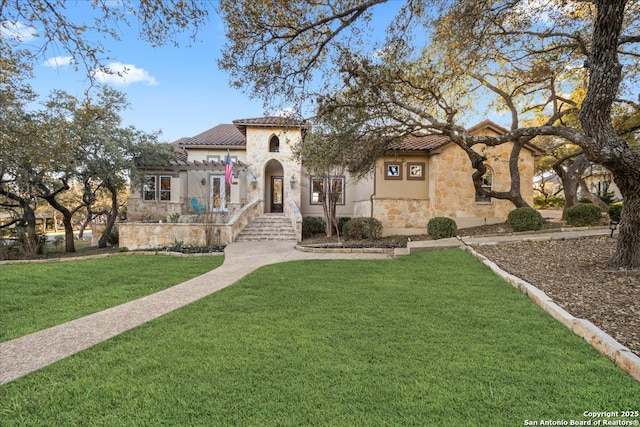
left=126, top=198, right=184, bottom=222
left=372, top=198, right=430, bottom=229
left=114, top=199, right=263, bottom=250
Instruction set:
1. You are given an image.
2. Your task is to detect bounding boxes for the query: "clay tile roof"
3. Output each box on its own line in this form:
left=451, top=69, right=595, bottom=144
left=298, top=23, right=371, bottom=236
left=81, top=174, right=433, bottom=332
left=388, top=134, right=451, bottom=151
left=176, top=124, right=245, bottom=147
left=232, top=116, right=308, bottom=127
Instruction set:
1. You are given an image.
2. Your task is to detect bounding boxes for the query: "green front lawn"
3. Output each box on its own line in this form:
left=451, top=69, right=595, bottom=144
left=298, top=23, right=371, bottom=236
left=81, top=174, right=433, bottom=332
left=0, top=254, right=224, bottom=342
left=1, top=250, right=638, bottom=426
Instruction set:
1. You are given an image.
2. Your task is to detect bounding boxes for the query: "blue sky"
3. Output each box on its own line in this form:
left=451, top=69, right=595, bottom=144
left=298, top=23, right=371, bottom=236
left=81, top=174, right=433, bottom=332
left=5, top=1, right=507, bottom=143
left=9, top=3, right=268, bottom=143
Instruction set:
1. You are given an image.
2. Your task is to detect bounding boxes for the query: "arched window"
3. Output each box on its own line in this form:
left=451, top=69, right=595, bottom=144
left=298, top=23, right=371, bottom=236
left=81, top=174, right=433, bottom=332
left=269, top=135, right=280, bottom=152
left=475, top=167, right=493, bottom=203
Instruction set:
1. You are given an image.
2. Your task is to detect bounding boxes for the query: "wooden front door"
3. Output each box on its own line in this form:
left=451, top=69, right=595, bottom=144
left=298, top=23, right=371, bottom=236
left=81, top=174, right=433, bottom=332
left=271, top=176, right=283, bottom=213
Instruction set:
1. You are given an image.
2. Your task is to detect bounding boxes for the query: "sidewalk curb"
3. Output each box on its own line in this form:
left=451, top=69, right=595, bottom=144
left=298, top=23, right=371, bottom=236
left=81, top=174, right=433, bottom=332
left=465, top=245, right=640, bottom=383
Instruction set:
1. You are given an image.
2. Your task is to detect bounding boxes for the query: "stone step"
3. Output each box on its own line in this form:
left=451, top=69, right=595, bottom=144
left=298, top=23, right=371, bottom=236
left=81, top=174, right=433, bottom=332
left=236, top=215, right=297, bottom=241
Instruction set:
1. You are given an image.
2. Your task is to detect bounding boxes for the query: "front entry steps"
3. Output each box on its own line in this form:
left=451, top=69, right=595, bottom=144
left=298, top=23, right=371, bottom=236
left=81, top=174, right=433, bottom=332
left=235, top=215, right=297, bottom=241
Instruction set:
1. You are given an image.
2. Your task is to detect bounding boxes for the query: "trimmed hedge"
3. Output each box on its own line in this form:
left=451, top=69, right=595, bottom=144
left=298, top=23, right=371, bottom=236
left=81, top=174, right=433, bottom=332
left=608, top=202, right=623, bottom=223
left=566, top=203, right=603, bottom=227
left=507, top=207, right=544, bottom=232
left=427, top=217, right=458, bottom=240
left=302, top=217, right=326, bottom=238
left=343, top=217, right=383, bottom=240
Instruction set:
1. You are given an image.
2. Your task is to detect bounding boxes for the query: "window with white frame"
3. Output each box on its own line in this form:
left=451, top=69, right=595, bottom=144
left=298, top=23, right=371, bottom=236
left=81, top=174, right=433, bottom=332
left=143, top=175, right=172, bottom=201
left=311, top=176, right=345, bottom=205
left=475, top=168, right=493, bottom=203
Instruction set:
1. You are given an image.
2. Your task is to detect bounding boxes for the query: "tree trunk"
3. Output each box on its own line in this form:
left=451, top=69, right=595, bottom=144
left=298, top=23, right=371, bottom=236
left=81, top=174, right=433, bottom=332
left=0, top=189, right=39, bottom=255
left=18, top=204, right=39, bottom=255
left=98, top=182, right=119, bottom=248
left=578, top=0, right=640, bottom=268
left=577, top=179, right=608, bottom=210
left=554, top=154, right=589, bottom=220
left=610, top=176, right=640, bottom=268
left=42, top=195, right=76, bottom=253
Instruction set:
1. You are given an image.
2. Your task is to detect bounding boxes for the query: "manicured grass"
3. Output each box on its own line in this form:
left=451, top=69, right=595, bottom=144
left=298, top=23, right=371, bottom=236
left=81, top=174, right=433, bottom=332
left=0, top=254, right=224, bottom=342
left=1, top=250, right=638, bottom=426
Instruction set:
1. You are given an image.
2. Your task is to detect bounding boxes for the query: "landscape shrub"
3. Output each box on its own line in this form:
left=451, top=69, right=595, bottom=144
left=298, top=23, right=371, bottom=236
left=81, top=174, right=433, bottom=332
left=608, top=202, right=624, bottom=223
left=533, top=195, right=565, bottom=209
left=336, top=217, right=350, bottom=235
left=507, top=207, right=544, bottom=232
left=302, top=216, right=326, bottom=238
left=566, top=203, right=603, bottom=227
left=427, top=217, right=458, bottom=240
left=107, top=229, right=119, bottom=246
left=343, top=217, right=383, bottom=240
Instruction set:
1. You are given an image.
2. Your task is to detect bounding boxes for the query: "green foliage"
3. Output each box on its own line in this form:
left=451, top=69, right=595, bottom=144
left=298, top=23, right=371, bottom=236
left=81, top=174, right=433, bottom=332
left=597, top=191, right=616, bottom=205
left=608, top=202, right=624, bottom=223
left=566, top=203, right=603, bottom=227
left=427, top=217, right=458, bottom=239
left=507, top=207, right=544, bottom=232
left=302, top=216, right=326, bottom=238
left=336, top=217, right=350, bottom=233
left=534, top=195, right=565, bottom=209
left=107, top=229, right=119, bottom=246
left=0, top=255, right=224, bottom=342
left=343, top=217, right=382, bottom=240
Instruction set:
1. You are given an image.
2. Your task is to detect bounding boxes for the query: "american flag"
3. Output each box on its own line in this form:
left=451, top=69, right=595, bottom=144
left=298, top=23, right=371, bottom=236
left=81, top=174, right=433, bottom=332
left=225, top=151, right=233, bottom=185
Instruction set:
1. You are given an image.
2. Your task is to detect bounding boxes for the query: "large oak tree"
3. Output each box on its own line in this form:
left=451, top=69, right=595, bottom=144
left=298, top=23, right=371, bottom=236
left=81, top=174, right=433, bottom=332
left=218, top=0, right=640, bottom=269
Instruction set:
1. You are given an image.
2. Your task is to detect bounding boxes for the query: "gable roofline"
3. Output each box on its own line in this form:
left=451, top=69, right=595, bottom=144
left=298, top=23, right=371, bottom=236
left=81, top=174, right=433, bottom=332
left=466, top=119, right=545, bottom=156
left=233, top=116, right=309, bottom=136
left=387, top=120, right=544, bottom=155
left=174, top=123, right=246, bottom=149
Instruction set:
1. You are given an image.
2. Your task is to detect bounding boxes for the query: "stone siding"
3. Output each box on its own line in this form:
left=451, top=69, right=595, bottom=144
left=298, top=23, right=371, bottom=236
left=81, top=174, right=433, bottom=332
left=372, top=198, right=430, bottom=229
left=117, top=198, right=263, bottom=250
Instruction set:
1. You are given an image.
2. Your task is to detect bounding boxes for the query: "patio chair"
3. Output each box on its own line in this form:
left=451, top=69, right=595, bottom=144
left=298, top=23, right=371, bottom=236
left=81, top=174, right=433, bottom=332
left=190, top=198, right=206, bottom=213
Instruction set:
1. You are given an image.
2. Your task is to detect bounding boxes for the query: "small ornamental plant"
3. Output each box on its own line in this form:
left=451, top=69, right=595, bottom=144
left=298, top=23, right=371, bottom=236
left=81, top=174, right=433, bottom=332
left=566, top=203, right=603, bottom=227
left=507, top=207, right=544, bottom=232
left=427, top=217, right=458, bottom=240
left=608, top=202, right=623, bottom=223
left=302, top=216, right=326, bottom=238
left=343, top=217, right=383, bottom=240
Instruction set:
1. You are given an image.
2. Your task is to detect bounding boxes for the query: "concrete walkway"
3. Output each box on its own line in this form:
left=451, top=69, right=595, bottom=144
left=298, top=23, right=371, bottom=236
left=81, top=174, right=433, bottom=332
left=0, top=241, right=388, bottom=385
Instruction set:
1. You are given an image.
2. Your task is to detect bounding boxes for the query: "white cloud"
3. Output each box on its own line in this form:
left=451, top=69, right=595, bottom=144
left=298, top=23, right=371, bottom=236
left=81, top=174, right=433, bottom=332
left=43, top=56, right=74, bottom=68
left=512, top=0, right=578, bottom=24
left=92, top=62, right=158, bottom=86
left=1, top=21, right=38, bottom=42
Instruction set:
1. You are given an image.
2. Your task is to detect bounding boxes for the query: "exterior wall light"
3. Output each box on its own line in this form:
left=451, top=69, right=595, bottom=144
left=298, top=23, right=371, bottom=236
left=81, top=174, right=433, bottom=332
left=609, top=220, right=618, bottom=238
left=290, top=175, right=296, bottom=188
left=200, top=178, right=206, bottom=186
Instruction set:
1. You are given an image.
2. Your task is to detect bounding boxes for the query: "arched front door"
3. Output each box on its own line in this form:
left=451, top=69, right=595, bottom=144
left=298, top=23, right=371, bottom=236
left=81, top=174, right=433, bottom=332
left=270, top=176, right=283, bottom=213
left=264, top=159, right=284, bottom=213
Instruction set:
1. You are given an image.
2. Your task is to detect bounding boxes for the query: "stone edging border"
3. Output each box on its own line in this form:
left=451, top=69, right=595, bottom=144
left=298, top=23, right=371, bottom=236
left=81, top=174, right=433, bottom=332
left=294, top=244, right=395, bottom=255
left=463, top=244, right=640, bottom=383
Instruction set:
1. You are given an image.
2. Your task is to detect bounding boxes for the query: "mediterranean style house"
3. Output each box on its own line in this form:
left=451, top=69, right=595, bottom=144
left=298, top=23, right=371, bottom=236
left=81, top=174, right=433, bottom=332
left=119, top=117, right=541, bottom=249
